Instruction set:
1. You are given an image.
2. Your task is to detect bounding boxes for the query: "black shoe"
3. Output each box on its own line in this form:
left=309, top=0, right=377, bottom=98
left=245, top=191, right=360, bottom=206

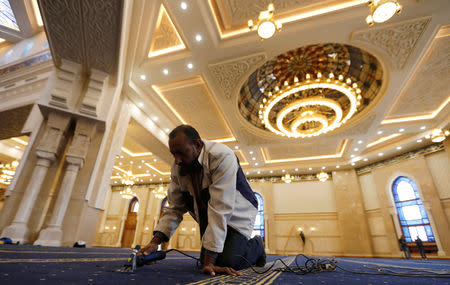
left=254, top=236, right=266, bottom=267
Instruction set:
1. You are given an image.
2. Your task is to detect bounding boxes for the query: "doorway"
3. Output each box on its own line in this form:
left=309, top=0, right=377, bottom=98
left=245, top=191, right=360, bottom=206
left=121, top=197, right=139, bottom=248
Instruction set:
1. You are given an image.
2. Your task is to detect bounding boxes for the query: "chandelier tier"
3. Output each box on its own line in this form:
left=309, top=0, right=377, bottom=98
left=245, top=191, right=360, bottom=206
left=259, top=72, right=362, bottom=138
left=426, top=128, right=449, bottom=143
left=120, top=187, right=136, bottom=199
left=0, top=160, right=19, bottom=185
left=152, top=185, right=167, bottom=199
left=317, top=171, right=329, bottom=182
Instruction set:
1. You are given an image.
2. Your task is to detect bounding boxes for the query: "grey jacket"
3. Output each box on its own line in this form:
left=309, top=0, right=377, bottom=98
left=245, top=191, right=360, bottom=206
left=154, top=140, right=257, bottom=253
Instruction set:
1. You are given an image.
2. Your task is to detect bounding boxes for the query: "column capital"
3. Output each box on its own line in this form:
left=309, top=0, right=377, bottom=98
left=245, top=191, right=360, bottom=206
left=66, top=155, right=84, bottom=169
left=36, top=150, right=56, bottom=165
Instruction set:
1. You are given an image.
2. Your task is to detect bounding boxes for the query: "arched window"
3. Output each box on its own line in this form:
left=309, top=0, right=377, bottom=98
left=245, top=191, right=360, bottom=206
left=128, top=197, right=139, bottom=213
left=252, top=193, right=265, bottom=238
left=392, top=176, right=435, bottom=242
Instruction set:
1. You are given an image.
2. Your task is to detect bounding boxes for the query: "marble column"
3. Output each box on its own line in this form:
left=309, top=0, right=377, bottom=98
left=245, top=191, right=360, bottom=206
left=34, top=119, right=96, bottom=246
left=1, top=113, right=70, bottom=244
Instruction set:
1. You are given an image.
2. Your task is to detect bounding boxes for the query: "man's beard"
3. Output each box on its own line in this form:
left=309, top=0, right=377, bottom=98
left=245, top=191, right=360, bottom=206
left=179, top=159, right=202, bottom=176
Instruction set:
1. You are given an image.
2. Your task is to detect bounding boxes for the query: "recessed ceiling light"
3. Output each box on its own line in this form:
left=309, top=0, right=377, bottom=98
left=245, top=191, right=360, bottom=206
left=363, top=158, right=368, bottom=161
left=116, top=172, right=119, bottom=175
left=282, top=169, right=286, bottom=173
left=165, top=128, right=170, bottom=133
left=417, top=139, right=422, bottom=143
left=309, top=167, right=312, bottom=170
left=234, top=146, right=239, bottom=150
left=336, top=165, right=340, bottom=168
left=150, top=178, right=153, bottom=181
left=130, top=161, right=134, bottom=164
left=420, top=126, right=426, bottom=130
left=138, top=165, right=142, bottom=169
left=118, top=162, right=122, bottom=165
left=255, top=163, right=259, bottom=166
left=153, top=158, right=157, bottom=162
left=399, top=128, right=405, bottom=132
left=249, top=151, right=254, bottom=155
left=180, top=2, right=187, bottom=10
left=246, top=171, right=250, bottom=175
left=138, top=102, right=144, bottom=107
left=140, top=74, right=146, bottom=80
left=187, top=63, right=193, bottom=69
left=354, top=148, right=359, bottom=151
left=257, top=171, right=261, bottom=174
left=252, top=157, right=256, bottom=160
left=114, top=181, right=117, bottom=184
left=377, top=130, right=383, bottom=135
left=153, top=174, right=156, bottom=177
left=378, top=152, right=383, bottom=156
left=357, top=140, right=363, bottom=144
left=15, top=146, right=20, bottom=149
left=152, top=116, right=159, bottom=121
left=396, top=146, right=402, bottom=150
left=140, top=179, right=143, bottom=182
left=195, top=34, right=202, bottom=42
left=351, top=162, right=355, bottom=166
left=141, top=160, right=145, bottom=163
left=295, top=168, right=298, bottom=171
left=163, top=69, right=169, bottom=75
left=351, top=154, right=355, bottom=158
left=146, top=170, right=150, bottom=173
left=270, top=170, right=273, bottom=174
left=159, top=178, right=162, bottom=181
left=120, top=155, right=124, bottom=158
left=322, top=166, right=326, bottom=169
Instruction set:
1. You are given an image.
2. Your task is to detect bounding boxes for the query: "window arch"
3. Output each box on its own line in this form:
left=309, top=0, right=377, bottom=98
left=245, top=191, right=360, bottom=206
left=128, top=197, right=139, bottom=213
left=392, top=176, right=435, bottom=242
left=160, top=197, right=168, bottom=213
left=252, top=193, right=265, bottom=238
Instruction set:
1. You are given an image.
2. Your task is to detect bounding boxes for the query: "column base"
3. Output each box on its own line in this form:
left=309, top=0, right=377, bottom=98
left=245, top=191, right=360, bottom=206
left=1, top=222, right=30, bottom=244
left=34, top=226, right=63, bottom=247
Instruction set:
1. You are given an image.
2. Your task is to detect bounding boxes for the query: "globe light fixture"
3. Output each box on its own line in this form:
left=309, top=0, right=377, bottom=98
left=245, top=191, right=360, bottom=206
left=317, top=171, right=329, bottom=182
left=248, top=4, right=282, bottom=40
left=425, top=128, right=449, bottom=143
left=366, top=0, right=401, bottom=26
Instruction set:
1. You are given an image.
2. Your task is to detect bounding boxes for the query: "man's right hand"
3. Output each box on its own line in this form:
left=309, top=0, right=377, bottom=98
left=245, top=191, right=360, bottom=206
left=138, top=241, right=159, bottom=256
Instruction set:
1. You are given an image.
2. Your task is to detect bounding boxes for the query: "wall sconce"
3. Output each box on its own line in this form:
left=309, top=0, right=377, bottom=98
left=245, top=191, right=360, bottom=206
left=248, top=3, right=282, bottom=40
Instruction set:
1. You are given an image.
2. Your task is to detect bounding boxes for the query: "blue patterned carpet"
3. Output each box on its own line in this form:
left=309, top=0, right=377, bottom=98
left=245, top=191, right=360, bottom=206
left=0, top=244, right=449, bottom=284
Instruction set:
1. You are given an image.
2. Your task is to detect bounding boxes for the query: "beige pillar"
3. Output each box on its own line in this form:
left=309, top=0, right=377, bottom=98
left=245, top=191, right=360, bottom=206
left=35, top=119, right=96, bottom=246
left=332, top=169, right=373, bottom=256
left=1, top=113, right=70, bottom=243
left=443, top=137, right=450, bottom=159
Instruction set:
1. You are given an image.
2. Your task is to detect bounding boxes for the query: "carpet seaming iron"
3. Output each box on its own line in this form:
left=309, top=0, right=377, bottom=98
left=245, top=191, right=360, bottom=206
left=116, top=245, right=167, bottom=273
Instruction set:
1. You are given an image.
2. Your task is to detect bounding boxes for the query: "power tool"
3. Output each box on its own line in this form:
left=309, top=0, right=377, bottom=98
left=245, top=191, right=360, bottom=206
left=116, top=245, right=168, bottom=273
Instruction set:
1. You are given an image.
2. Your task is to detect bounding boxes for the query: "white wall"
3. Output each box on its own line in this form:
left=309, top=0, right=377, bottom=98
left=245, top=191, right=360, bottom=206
left=272, top=180, right=336, bottom=214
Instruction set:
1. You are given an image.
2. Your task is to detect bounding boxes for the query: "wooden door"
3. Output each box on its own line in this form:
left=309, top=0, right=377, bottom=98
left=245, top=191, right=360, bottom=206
left=121, top=212, right=137, bottom=248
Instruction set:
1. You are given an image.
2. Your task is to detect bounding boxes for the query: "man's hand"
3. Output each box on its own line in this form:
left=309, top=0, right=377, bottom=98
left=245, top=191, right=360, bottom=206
left=138, top=235, right=162, bottom=256
left=202, top=264, right=242, bottom=276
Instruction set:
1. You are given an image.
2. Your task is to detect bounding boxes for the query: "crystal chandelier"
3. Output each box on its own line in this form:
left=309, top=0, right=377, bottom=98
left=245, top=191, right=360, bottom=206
left=281, top=173, right=292, bottom=183
left=317, top=171, right=329, bottom=182
left=121, top=171, right=136, bottom=186
left=0, top=161, right=19, bottom=185
left=120, top=186, right=136, bottom=200
left=366, top=0, right=402, bottom=26
left=259, top=72, right=362, bottom=138
left=152, top=185, right=167, bottom=199
left=248, top=3, right=282, bottom=40
left=426, top=128, right=449, bottom=143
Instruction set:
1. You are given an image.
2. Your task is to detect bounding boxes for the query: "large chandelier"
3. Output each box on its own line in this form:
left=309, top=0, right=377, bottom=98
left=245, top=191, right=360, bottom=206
left=317, top=171, right=329, bottom=182
left=121, top=171, right=136, bottom=186
left=248, top=3, right=282, bottom=40
left=152, top=185, right=167, bottom=199
left=259, top=72, right=362, bottom=138
left=366, top=0, right=402, bottom=26
left=0, top=161, right=19, bottom=185
left=426, top=128, right=449, bottom=143
left=120, top=186, right=136, bottom=199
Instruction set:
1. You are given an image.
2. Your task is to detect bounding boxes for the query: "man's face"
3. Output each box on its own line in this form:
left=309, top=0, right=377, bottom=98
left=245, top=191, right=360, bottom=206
left=169, top=132, right=202, bottom=174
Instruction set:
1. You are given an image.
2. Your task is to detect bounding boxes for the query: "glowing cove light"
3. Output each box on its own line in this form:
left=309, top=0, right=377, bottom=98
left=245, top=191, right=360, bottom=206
left=259, top=72, right=362, bottom=138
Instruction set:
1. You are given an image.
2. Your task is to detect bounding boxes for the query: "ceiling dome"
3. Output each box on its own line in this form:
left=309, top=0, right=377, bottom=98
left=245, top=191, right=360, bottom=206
left=238, top=43, right=383, bottom=138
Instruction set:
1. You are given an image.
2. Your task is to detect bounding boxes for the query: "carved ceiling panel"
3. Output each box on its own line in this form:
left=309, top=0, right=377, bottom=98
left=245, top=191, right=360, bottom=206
left=0, top=105, right=33, bottom=140
left=386, top=33, right=449, bottom=118
left=153, top=76, right=234, bottom=141
left=40, top=0, right=123, bottom=74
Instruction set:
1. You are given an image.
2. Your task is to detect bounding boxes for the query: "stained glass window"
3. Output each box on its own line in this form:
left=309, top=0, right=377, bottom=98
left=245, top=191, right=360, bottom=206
left=392, top=176, right=435, bottom=242
left=252, top=193, right=265, bottom=238
left=0, top=0, right=19, bottom=31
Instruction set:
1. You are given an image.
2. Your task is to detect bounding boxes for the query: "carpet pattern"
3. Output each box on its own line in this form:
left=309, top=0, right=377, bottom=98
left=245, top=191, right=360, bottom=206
left=0, top=245, right=449, bottom=284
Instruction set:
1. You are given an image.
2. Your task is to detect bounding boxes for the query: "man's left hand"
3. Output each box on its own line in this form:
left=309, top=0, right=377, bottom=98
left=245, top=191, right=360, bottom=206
left=202, top=264, right=242, bottom=276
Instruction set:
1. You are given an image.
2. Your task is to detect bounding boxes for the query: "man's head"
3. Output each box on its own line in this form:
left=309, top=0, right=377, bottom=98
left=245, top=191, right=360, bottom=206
left=169, top=125, right=204, bottom=174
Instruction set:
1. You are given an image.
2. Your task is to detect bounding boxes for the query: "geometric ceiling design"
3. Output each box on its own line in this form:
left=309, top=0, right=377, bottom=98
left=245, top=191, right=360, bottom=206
left=148, top=4, right=186, bottom=58
left=239, top=43, right=383, bottom=137
left=0, top=0, right=19, bottom=30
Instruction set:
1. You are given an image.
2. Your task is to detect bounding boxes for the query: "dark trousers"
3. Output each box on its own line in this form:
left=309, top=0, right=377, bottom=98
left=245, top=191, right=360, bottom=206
left=200, top=226, right=265, bottom=270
